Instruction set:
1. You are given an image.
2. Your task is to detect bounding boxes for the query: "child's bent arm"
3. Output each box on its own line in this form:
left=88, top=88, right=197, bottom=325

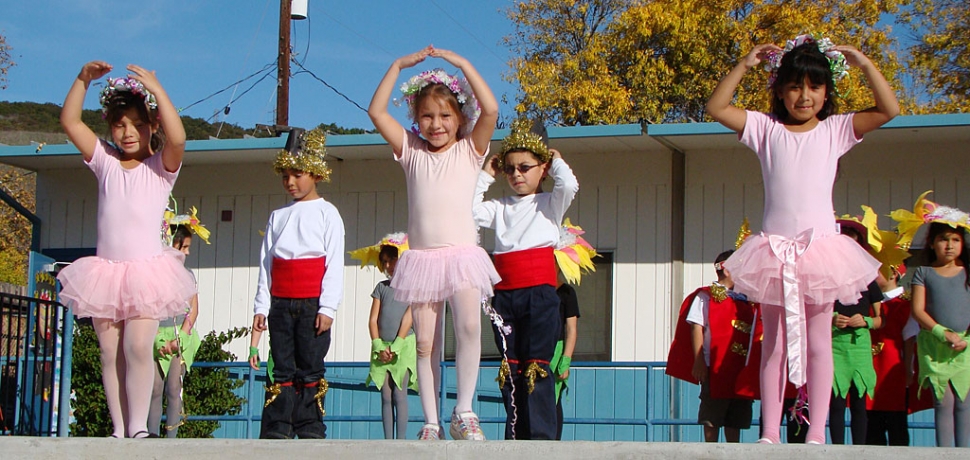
left=835, top=46, right=900, bottom=137
left=431, top=48, right=498, bottom=155
left=397, top=306, right=413, bottom=339
left=61, top=61, right=112, bottom=162
left=706, top=44, right=780, bottom=133
left=910, top=284, right=936, bottom=331
left=128, top=65, right=185, bottom=173
left=369, top=48, right=431, bottom=156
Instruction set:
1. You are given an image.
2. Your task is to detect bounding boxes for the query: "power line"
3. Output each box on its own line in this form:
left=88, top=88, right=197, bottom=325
left=315, top=8, right=395, bottom=58
left=206, top=68, right=278, bottom=123
left=290, top=60, right=368, bottom=113
left=180, top=62, right=277, bottom=114
left=427, top=0, right=506, bottom=65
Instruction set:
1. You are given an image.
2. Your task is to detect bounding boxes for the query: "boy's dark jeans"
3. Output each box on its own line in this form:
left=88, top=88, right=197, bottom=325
left=268, top=297, right=332, bottom=384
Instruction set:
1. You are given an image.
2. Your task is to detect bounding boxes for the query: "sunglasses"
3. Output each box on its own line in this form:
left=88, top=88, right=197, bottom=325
left=502, top=164, right=540, bottom=175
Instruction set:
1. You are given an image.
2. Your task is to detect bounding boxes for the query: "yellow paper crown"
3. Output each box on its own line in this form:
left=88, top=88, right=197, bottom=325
left=856, top=205, right=910, bottom=281
left=163, top=198, right=210, bottom=245
left=554, top=218, right=598, bottom=285
left=273, top=128, right=331, bottom=181
left=348, top=232, right=409, bottom=273
left=890, top=190, right=970, bottom=249
left=735, top=217, right=752, bottom=250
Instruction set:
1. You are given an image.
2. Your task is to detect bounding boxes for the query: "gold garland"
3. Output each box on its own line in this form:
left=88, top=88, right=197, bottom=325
left=273, top=128, right=332, bottom=181
left=709, top=282, right=728, bottom=302
left=736, top=217, right=752, bottom=249
left=496, top=358, right=511, bottom=389
left=264, top=383, right=282, bottom=408
left=524, top=361, right=549, bottom=395
left=497, top=118, right=551, bottom=170
left=313, top=378, right=329, bottom=417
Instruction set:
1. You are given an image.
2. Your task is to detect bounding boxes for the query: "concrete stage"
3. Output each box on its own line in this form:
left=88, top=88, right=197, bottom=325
left=1, top=438, right=967, bottom=459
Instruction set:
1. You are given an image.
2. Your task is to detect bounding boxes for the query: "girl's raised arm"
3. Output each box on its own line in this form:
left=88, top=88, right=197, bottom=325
left=706, top=44, right=780, bottom=133
left=835, top=46, right=900, bottom=137
left=368, top=48, right=432, bottom=157
left=61, top=61, right=112, bottom=162
left=431, top=48, right=498, bottom=156
left=129, top=65, right=185, bottom=173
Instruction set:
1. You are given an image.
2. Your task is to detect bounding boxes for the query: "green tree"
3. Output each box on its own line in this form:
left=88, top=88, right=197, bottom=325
left=506, top=0, right=910, bottom=125
left=0, top=165, right=34, bottom=286
left=905, top=0, right=970, bottom=112
left=0, top=33, right=14, bottom=90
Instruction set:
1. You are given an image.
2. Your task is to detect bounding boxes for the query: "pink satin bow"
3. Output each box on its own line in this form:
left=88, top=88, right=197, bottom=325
left=767, top=228, right=814, bottom=387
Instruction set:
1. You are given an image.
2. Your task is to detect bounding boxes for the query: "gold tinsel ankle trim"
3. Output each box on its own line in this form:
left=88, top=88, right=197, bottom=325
left=264, top=383, right=282, bottom=408
left=524, top=362, right=549, bottom=395
left=496, top=358, right=511, bottom=389
left=313, top=378, right=329, bottom=417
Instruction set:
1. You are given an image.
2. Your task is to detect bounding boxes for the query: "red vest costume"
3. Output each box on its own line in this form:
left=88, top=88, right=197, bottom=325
left=865, top=296, right=933, bottom=414
left=270, top=257, right=327, bottom=298
left=493, top=247, right=557, bottom=291
left=666, top=285, right=762, bottom=399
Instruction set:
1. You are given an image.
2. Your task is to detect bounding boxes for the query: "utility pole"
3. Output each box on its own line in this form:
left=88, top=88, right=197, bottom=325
left=276, top=0, right=291, bottom=126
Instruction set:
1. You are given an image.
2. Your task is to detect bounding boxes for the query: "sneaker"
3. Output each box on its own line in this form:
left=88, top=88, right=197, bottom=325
left=449, top=410, right=485, bottom=441
left=417, top=423, right=441, bottom=440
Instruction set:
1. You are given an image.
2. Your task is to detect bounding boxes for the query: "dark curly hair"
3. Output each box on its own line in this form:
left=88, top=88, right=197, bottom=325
left=103, top=91, right=164, bottom=152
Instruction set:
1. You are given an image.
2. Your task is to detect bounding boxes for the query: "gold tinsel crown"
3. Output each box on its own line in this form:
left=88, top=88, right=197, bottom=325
left=497, top=118, right=551, bottom=170
left=273, top=128, right=331, bottom=182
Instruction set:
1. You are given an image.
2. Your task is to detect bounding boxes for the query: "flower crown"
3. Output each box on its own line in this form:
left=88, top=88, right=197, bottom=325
left=393, top=68, right=481, bottom=136
left=764, top=34, right=849, bottom=91
left=348, top=232, right=409, bottom=274
left=891, top=190, right=970, bottom=249
left=161, top=198, right=210, bottom=247
left=497, top=118, right=551, bottom=170
left=555, top=218, right=597, bottom=285
left=274, top=128, right=332, bottom=181
left=99, top=77, right=158, bottom=117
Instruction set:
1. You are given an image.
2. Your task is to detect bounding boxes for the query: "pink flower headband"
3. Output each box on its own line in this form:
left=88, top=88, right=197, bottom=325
left=764, top=34, right=849, bottom=91
left=99, top=77, right=158, bottom=118
left=393, top=68, right=481, bottom=136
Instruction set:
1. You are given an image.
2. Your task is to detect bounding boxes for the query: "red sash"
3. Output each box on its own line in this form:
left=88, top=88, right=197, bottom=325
left=270, top=257, right=326, bottom=298
left=493, top=247, right=557, bottom=291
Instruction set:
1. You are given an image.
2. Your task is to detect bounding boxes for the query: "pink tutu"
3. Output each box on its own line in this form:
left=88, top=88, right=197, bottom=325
left=56, top=247, right=197, bottom=322
left=725, top=231, right=880, bottom=307
left=391, top=245, right=500, bottom=303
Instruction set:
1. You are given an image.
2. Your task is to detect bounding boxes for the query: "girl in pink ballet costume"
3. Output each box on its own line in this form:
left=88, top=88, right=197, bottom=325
left=57, top=61, right=196, bottom=438
left=706, top=35, right=899, bottom=444
left=368, top=45, right=500, bottom=440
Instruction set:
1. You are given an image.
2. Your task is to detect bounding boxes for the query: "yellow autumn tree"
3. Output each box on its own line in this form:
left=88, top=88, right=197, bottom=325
left=904, top=0, right=970, bottom=113
left=0, top=33, right=13, bottom=90
left=506, top=0, right=910, bottom=125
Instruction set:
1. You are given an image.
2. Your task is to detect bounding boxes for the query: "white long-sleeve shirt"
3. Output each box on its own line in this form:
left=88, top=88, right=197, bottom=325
left=473, top=158, right=579, bottom=254
left=253, top=198, right=345, bottom=319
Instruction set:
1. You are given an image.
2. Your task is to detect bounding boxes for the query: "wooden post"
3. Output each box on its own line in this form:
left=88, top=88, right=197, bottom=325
left=276, top=0, right=291, bottom=126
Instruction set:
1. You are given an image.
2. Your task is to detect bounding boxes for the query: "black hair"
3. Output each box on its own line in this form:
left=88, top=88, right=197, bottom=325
left=922, top=223, right=970, bottom=288
left=103, top=91, right=164, bottom=152
left=378, top=244, right=399, bottom=265
left=170, top=225, right=193, bottom=249
left=714, top=249, right=735, bottom=279
left=770, top=42, right=838, bottom=121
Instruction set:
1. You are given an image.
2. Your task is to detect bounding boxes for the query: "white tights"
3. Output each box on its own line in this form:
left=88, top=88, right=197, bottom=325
left=93, top=317, right=160, bottom=438
left=411, top=288, right=482, bottom=425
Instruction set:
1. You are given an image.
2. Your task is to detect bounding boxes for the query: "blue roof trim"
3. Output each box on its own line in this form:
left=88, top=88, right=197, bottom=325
left=547, top=123, right=643, bottom=138
left=647, top=122, right=732, bottom=137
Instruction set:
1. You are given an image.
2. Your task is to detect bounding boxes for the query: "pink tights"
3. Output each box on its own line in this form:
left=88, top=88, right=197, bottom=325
left=759, top=303, right=834, bottom=444
left=93, top=317, right=160, bottom=438
left=411, top=288, right=482, bottom=425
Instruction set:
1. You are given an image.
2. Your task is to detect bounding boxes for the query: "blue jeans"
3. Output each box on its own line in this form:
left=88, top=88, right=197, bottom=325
left=268, top=297, right=331, bottom=384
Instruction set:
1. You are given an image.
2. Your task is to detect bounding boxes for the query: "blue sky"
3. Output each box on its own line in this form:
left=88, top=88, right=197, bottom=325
left=0, top=0, right=518, bottom=133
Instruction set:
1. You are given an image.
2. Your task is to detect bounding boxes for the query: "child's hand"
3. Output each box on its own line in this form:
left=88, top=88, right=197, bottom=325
left=428, top=46, right=467, bottom=68
left=945, top=330, right=968, bottom=351
left=159, top=339, right=178, bottom=356
left=78, top=61, right=112, bottom=83
left=831, top=45, right=871, bottom=68
left=315, top=313, right=333, bottom=335
left=691, top=357, right=708, bottom=383
left=249, top=354, right=261, bottom=371
left=483, top=154, right=499, bottom=177
left=847, top=314, right=868, bottom=328
left=742, top=44, right=782, bottom=69
left=127, top=64, right=163, bottom=95
left=395, top=46, right=432, bottom=70
left=558, top=368, right=570, bottom=381
left=833, top=313, right=850, bottom=329
left=252, top=314, right=267, bottom=332
left=550, top=149, right=562, bottom=161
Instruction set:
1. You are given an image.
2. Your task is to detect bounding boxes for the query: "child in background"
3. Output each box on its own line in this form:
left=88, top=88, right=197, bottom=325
left=369, top=45, right=500, bottom=440
left=148, top=214, right=209, bottom=437
left=553, top=277, right=580, bottom=440
left=350, top=233, right=418, bottom=440
left=828, top=218, right=883, bottom=445
left=57, top=61, right=196, bottom=438
left=706, top=34, right=898, bottom=444
left=473, top=120, right=578, bottom=440
left=894, top=194, right=970, bottom=447
left=252, top=128, right=343, bottom=439
left=868, top=266, right=913, bottom=446
left=669, top=250, right=757, bottom=443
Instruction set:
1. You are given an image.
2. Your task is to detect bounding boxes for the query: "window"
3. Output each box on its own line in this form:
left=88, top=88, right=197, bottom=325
left=444, top=252, right=614, bottom=362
